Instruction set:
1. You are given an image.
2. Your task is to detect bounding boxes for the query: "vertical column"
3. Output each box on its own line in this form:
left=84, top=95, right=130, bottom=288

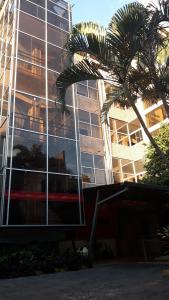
left=0, top=0, right=18, bottom=225
left=45, top=0, right=48, bottom=225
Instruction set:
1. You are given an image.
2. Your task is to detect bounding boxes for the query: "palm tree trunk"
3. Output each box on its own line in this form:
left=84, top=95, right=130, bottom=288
left=128, top=98, right=168, bottom=162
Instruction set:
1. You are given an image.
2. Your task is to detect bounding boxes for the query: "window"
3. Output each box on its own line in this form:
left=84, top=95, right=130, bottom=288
left=95, top=169, right=106, bottom=185
left=144, top=99, right=158, bottom=109
left=88, top=87, right=98, bottom=100
left=79, top=123, right=91, bottom=136
left=112, top=158, right=136, bottom=183
left=130, top=130, right=143, bottom=145
left=48, top=0, right=68, bottom=10
left=91, top=126, right=102, bottom=139
left=79, top=110, right=102, bottom=138
left=91, top=113, right=100, bottom=126
left=146, top=106, right=166, bottom=128
left=47, top=1, right=69, bottom=19
left=81, top=152, right=105, bottom=185
left=134, top=160, right=145, bottom=174
left=81, top=152, right=93, bottom=168
left=78, top=110, right=90, bottom=123
left=110, top=118, right=143, bottom=146
left=128, top=119, right=140, bottom=133
left=76, top=80, right=98, bottom=100
left=122, top=162, right=134, bottom=174
left=47, top=11, right=69, bottom=31
left=94, top=155, right=104, bottom=169
left=77, top=83, right=88, bottom=97
left=88, top=80, right=97, bottom=89
left=82, top=167, right=95, bottom=183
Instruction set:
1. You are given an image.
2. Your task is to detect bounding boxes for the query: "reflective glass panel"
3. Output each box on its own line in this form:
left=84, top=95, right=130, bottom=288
left=79, top=122, right=91, bottom=136
left=91, top=113, right=100, bottom=126
left=82, top=167, right=95, bottom=183
left=20, top=0, right=45, bottom=21
left=48, top=70, right=59, bottom=101
left=12, top=130, right=47, bottom=171
left=94, top=155, right=105, bottom=169
left=48, top=102, right=75, bottom=139
left=47, top=24, right=68, bottom=47
left=95, top=169, right=106, bottom=185
left=47, top=11, right=69, bottom=31
left=48, top=70, right=73, bottom=105
left=81, top=152, right=93, bottom=168
left=31, top=0, right=45, bottom=7
left=77, top=83, right=88, bottom=97
left=14, top=92, right=46, bottom=133
left=88, top=80, right=97, bottom=89
left=3, top=169, right=10, bottom=225
left=48, top=174, right=80, bottom=224
left=8, top=170, right=46, bottom=225
left=146, top=106, right=166, bottom=128
left=88, top=87, right=98, bottom=100
left=91, top=126, right=102, bottom=139
left=48, top=0, right=68, bottom=10
left=19, top=12, right=45, bottom=40
left=18, top=32, right=45, bottom=66
left=47, top=1, right=68, bottom=19
left=78, top=110, right=90, bottom=123
left=48, top=136, right=77, bottom=174
left=47, top=44, right=68, bottom=72
left=16, top=60, right=46, bottom=98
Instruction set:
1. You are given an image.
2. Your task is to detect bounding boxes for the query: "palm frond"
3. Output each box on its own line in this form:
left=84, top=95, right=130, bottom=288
left=56, top=58, right=104, bottom=107
left=65, top=22, right=113, bottom=69
left=108, top=2, right=146, bottom=33
left=107, top=2, right=148, bottom=78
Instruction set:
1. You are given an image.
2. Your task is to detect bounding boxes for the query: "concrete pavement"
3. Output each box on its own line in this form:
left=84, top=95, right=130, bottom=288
left=0, top=263, right=169, bottom=300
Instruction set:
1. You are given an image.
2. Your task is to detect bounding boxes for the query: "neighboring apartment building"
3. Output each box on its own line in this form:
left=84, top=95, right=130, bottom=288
left=109, top=94, right=168, bottom=184
left=0, top=0, right=167, bottom=228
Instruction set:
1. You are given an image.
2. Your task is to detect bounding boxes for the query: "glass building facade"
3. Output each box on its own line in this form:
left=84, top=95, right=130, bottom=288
left=0, top=0, right=86, bottom=226
left=2, top=0, right=157, bottom=228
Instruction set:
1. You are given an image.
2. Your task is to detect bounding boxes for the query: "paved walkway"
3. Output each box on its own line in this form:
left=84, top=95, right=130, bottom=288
left=0, top=263, right=169, bottom=300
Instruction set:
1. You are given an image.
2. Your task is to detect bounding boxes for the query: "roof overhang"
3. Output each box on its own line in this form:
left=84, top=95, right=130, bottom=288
left=83, top=182, right=169, bottom=206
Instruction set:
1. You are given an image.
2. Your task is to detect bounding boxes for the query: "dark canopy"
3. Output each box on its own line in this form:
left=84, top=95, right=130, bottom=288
left=83, top=182, right=169, bottom=205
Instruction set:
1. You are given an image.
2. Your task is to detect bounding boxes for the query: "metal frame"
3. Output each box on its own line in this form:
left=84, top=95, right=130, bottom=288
left=89, top=187, right=128, bottom=258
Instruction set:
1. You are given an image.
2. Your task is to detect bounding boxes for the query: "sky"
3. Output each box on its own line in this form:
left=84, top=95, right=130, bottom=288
left=71, top=0, right=150, bottom=27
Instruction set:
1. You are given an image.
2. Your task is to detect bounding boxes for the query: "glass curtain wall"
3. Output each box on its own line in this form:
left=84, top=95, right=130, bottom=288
left=0, top=0, right=83, bottom=226
left=76, top=80, right=107, bottom=189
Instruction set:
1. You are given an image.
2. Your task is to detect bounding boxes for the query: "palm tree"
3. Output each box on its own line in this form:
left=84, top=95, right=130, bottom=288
left=56, top=1, right=169, bottom=160
left=128, top=1, right=169, bottom=117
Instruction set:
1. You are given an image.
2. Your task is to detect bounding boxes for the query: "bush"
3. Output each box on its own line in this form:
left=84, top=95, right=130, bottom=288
left=0, top=243, right=93, bottom=278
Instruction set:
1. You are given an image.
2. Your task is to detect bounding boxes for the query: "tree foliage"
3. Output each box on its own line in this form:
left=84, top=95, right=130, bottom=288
left=143, top=124, right=169, bottom=185
left=56, top=1, right=169, bottom=159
